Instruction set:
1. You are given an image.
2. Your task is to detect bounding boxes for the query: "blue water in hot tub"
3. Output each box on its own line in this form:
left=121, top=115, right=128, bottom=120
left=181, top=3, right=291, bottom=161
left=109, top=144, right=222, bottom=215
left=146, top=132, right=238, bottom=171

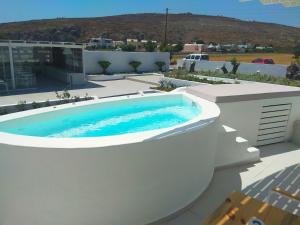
left=0, top=95, right=202, bottom=138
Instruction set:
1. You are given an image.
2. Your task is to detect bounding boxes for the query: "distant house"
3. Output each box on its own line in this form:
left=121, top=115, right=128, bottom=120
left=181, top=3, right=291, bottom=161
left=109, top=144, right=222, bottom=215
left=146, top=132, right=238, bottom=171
left=113, top=40, right=124, bottom=47
left=87, top=38, right=113, bottom=49
left=221, top=44, right=238, bottom=53
left=183, top=44, right=206, bottom=53
left=237, top=44, right=252, bottom=53
left=140, top=40, right=157, bottom=44
left=207, top=43, right=221, bottom=52
left=126, top=39, right=139, bottom=44
left=255, top=46, right=273, bottom=51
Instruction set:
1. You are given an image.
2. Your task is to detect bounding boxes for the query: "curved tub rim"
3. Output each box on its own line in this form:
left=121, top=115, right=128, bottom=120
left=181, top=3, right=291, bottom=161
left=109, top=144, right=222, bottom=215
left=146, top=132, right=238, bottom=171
left=0, top=92, right=220, bottom=149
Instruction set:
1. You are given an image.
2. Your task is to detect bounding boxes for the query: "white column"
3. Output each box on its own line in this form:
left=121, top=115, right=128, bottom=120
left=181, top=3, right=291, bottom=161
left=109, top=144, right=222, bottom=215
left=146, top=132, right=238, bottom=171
left=82, top=48, right=87, bottom=81
left=8, top=41, right=16, bottom=89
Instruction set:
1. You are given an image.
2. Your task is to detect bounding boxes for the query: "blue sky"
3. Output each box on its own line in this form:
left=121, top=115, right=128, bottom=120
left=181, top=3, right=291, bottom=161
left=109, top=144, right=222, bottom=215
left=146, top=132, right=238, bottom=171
left=1, top=0, right=300, bottom=27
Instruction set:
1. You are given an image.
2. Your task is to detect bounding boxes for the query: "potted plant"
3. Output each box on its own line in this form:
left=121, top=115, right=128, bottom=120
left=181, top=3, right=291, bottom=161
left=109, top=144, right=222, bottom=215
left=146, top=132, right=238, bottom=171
left=98, top=60, right=111, bottom=74
left=129, top=61, right=141, bottom=73
left=230, top=58, right=240, bottom=75
left=155, top=61, right=166, bottom=72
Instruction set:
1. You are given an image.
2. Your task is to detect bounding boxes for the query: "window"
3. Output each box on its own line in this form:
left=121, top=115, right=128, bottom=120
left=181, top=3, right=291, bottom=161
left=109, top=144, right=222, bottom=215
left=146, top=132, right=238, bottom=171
left=191, top=55, right=195, bottom=59
left=201, top=55, right=209, bottom=60
left=186, top=55, right=191, bottom=59
left=195, top=55, right=200, bottom=60
left=264, top=59, right=274, bottom=64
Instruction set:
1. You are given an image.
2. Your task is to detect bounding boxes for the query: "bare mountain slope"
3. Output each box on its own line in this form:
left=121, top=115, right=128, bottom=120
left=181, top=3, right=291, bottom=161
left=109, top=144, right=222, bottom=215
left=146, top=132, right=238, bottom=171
left=0, top=13, right=299, bottom=48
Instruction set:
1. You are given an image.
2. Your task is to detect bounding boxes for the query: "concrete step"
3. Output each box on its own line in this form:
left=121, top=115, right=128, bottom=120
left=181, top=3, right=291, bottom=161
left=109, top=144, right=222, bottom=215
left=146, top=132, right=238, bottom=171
left=223, top=125, right=237, bottom=133
left=219, top=125, right=238, bottom=141
left=215, top=125, right=260, bottom=168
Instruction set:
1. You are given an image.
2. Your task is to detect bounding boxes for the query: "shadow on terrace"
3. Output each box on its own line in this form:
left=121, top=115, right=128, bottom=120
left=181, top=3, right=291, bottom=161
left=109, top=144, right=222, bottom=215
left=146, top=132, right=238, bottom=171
left=0, top=77, right=104, bottom=97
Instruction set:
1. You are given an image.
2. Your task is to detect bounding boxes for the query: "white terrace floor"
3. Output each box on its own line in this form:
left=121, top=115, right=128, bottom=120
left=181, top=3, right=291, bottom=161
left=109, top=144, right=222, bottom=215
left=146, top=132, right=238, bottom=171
left=0, top=78, right=160, bottom=105
left=154, top=142, right=300, bottom=225
left=1, top=75, right=299, bottom=224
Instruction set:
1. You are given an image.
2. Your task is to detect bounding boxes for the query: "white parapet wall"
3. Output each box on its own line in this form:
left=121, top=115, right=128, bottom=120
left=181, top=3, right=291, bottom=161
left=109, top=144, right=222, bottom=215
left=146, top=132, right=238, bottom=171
left=83, top=50, right=170, bottom=75
left=185, top=83, right=300, bottom=147
left=0, top=93, right=221, bottom=225
left=217, top=96, right=300, bottom=146
left=178, top=60, right=288, bottom=77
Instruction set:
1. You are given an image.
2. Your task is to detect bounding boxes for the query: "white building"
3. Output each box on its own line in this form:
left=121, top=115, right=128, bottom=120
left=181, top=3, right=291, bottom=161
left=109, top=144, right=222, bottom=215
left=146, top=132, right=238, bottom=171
left=183, top=43, right=206, bottom=53
left=126, top=38, right=139, bottom=44
left=87, top=37, right=113, bottom=49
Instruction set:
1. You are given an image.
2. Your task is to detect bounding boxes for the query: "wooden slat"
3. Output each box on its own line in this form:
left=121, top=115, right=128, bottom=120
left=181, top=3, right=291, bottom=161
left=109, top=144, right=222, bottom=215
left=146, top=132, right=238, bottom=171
left=272, top=187, right=300, bottom=202
left=260, top=115, right=289, bottom=124
left=201, top=192, right=300, bottom=225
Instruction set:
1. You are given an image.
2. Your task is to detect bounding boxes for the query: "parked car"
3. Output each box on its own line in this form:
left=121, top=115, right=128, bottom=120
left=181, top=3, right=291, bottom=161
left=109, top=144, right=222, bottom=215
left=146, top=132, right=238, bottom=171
left=183, top=53, right=209, bottom=62
left=252, top=58, right=275, bottom=64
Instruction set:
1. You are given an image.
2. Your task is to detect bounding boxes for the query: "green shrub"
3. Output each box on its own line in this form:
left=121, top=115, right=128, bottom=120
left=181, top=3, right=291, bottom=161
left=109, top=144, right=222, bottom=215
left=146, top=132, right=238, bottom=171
left=165, top=69, right=300, bottom=87
left=293, top=43, right=300, bottom=59
left=120, top=44, right=136, bottom=52
left=45, top=100, right=51, bottom=107
left=155, top=61, right=166, bottom=72
left=98, top=60, right=111, bottom=74
left=144, top=41, right=157, bottom=52
left=0, top=108, right=8, bottom=115
left=56, top=90, right=71, bottom=100
left=129, top=61, right=142, bottom=73
left=16, top=100, right=27, bottom=111
left=32, top=101, right=41, bottom=109
left=230, top=57, right=240, bottom=75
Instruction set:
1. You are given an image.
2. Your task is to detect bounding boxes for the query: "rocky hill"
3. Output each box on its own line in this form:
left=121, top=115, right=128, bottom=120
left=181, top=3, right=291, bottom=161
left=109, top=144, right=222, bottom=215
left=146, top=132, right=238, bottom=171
left=0, top=13, right=299, bottom=49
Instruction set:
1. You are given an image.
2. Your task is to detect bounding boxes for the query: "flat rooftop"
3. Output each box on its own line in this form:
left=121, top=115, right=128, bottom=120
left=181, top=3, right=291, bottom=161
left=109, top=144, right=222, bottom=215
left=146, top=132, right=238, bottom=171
left=0, top=40, right=84, bottom=49
left=186, top=83, right=300, bottom=103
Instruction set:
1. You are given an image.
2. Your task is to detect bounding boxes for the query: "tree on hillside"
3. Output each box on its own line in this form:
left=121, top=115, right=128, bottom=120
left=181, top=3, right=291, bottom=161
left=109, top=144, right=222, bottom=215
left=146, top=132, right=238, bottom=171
left=293, top=44, right=300, bottom=59
left=173, top=42, right=184, bottom=52
left=144, top=41, right=157, bottom=52
left=120, top=44, right=136, bottom=52
left=194, top=39, right=205, bottom=44
left=159, top=44, right=173, bottom=52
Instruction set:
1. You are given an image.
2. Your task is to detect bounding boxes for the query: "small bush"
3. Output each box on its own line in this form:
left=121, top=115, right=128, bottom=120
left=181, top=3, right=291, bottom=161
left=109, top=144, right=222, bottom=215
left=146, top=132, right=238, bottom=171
left=45, top=100, right=51, bottom=107
left=129, top=61, right=142, bottom=73
left=73, top=96, right=81, bottom=102
left=16, top=100, right=27, bottom=111
left=155, top=61, right=166, bottom=72
left=144, top=41, right=157, bottom=52
left=32, top=101, right=41, bottom=109
left=56, top=90, right=71, bottom=100
left=230, top=57, right=240, bottom=75
left=165, top=69, right=300, bottom=87
left=0, top=108, right=8, bottom=115
left=120, top=44, right=136, bottom=52
left=98, top=60, right=111, bottom=74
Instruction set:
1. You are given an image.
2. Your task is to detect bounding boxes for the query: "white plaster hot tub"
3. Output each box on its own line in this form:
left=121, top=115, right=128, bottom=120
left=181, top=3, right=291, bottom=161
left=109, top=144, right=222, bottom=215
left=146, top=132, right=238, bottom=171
left=0, top=92, right=220, bottom=225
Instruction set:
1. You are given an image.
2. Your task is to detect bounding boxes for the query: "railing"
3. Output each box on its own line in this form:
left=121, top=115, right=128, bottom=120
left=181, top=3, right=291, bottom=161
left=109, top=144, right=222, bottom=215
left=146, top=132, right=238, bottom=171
left=0, top=40, right=86, bottom=47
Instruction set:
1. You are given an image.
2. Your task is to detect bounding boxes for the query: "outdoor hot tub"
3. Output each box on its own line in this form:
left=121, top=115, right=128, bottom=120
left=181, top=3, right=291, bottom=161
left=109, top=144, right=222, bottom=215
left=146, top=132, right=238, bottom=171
left=0, top=92, right=220, bottom=225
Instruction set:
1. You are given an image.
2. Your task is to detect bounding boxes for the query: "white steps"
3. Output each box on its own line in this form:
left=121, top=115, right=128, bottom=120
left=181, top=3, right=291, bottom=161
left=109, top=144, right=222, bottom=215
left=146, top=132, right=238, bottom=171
left=215, top=125, right=260, bottom=168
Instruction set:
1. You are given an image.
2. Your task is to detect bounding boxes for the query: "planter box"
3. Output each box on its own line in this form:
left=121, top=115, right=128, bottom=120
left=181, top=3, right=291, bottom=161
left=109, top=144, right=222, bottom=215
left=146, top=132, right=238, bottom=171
left=0, top=96, right=96, bottom=115
left=87, top=74, right=125, bottom=81
left=160, top=77, right=209, bottom=88
left=87, top=73, right=162, bottom=82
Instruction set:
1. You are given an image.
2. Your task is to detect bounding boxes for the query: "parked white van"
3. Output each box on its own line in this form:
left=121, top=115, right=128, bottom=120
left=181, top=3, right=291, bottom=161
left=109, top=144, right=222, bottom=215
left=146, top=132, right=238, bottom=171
left=183, top=53, right=209, bottom=61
